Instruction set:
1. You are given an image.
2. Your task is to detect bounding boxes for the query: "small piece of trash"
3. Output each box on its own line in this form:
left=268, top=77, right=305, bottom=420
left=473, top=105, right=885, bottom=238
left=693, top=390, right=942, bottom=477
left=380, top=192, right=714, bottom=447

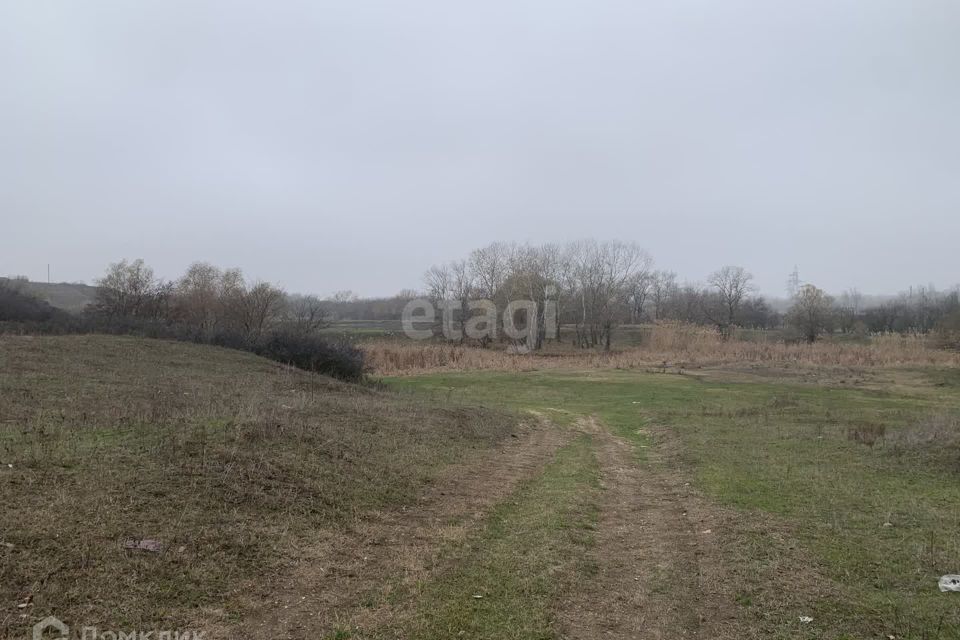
left=124, top=538, right=163, bottom=553
left=799, top=616, right=813, bottom=624
left=882, top=522, right=893, bottom=527
left=16, top=603, right=29, bottom=609
left=472, top=595, right=483, bottom=599
left=939, top=575, right=960, bottom=592
left=701, top=529, right=712, bottom=535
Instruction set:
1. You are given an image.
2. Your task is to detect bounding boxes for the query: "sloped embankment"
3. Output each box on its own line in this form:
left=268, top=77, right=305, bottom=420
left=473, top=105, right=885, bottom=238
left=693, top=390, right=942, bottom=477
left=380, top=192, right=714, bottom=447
left=0, top=335, right=520, bottom=637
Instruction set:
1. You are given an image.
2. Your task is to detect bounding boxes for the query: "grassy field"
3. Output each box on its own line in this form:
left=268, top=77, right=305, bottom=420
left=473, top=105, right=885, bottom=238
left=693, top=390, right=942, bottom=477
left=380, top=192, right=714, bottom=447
left=0, top=336, right=520, bottom=638
left=386, top=366, right=960, bottom=638
left=4, top=333, right=959, bottom=639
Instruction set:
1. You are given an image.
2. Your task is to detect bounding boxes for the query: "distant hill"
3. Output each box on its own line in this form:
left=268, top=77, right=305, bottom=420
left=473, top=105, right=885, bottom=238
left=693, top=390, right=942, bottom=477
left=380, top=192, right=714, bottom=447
left=13, top=280, right=97, bottom=313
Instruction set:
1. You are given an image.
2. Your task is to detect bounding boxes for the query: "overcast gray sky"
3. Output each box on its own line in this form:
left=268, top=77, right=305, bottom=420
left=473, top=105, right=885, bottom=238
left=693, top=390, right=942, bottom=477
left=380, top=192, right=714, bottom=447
left=2, top=1, right=958, bottom=297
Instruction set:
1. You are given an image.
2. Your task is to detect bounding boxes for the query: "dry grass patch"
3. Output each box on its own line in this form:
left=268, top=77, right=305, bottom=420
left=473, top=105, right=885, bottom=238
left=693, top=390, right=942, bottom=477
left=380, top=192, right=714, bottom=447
left=0, top=335, right=519, bottom=638
left=364, top=324, right=960, bottom=376
left=889, top=413, right=960, bottom=449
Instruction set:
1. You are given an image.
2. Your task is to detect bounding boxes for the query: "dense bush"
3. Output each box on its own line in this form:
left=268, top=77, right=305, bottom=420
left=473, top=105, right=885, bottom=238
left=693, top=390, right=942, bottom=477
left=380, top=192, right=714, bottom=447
left=88, top=319, right=367, bottom=382
left=253, top=331, right=366, bottom=381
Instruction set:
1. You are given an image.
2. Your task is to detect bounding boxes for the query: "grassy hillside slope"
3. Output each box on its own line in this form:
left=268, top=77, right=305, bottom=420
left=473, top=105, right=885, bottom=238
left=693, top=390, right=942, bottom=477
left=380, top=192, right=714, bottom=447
left=15, top=281, right=97, bottom=313
left=0, top=336, right=518, bottom=637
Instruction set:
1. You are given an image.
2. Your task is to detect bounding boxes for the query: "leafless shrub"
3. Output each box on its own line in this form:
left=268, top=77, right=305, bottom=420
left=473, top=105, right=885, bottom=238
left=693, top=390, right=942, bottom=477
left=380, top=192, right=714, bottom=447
left=847, top=422, right=886, bottom=447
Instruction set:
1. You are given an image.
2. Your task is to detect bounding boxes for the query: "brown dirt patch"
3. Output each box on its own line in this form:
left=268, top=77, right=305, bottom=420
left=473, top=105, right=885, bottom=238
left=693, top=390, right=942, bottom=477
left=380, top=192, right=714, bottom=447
left=557, top=418, right=836, bottom=640
left=557, top=417, right=709, bottom=639
left=232, top=416, right=571, bottom=639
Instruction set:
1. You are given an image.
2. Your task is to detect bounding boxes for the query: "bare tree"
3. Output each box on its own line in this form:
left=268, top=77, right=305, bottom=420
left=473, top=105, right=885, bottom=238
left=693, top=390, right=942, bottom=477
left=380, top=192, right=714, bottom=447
left=675, top=283, right=707, bottom=324
left=571, top=240, right=651, bottom=350
left=171, top=263, right=287, bottom=342
left=787, top=284, right=834, bottom=342
left=93, top=259, right=167, bottom=319
left=468, top=242, right=510, bottom=300
left=468, top=242, right=513, bottom=343
left=330, top=290, right=358, bottom=303
left=550, top=244, right=580, bottom=342
left=217, top=267, right=249, bottom=334
left=282, top=294, right=328, bottom=335
left=173, top=262, right=223, bottom=333
left=627, top=269, right=654, bottom=324
left=504, top=244, right=561, bottom=350
left=649, top=270, right=677, bottom=321
left=836, top=288, right=863, bottom=333
left=240, top=282, right=285, bottom=341
left=423, top=261, right=474, bottom=341
left=705, top=266, right=754, bottom=339
left=449, top=259, right=474, bottom=343
left=423, top=264, right=453, bottom=303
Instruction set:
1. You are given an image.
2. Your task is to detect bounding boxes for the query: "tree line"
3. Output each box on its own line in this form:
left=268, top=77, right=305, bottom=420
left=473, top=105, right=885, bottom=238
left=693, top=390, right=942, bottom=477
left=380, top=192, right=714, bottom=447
left=89, top=259, right=330, bottom=345
left=81, top=252, right=960, bottom=350
left=416, top=241, right=960, bottom=349
left=0, top=260, right=365, bottom=381
left=419, top=240, right=779, bottom=350
left=3, top=250, right=958, bottom=355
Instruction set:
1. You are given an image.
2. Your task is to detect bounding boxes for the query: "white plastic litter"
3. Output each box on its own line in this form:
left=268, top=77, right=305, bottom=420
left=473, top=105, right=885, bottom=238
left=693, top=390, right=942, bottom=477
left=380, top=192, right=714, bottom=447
left=939, top=575, right=960, bottom=592
left=799, top=616, right=813, bottom=624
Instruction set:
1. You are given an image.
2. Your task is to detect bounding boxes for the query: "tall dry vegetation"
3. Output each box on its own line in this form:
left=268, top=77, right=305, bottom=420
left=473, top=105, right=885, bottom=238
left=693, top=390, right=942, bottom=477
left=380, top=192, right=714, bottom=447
left=364, top=323, right=960, bottom=375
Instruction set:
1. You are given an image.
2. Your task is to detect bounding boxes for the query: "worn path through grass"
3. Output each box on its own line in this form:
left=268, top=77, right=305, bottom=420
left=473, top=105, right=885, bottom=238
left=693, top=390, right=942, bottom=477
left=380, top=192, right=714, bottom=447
left=386, top=367, right=960, bottom=639
left=239, top=420, right=573, bottom=639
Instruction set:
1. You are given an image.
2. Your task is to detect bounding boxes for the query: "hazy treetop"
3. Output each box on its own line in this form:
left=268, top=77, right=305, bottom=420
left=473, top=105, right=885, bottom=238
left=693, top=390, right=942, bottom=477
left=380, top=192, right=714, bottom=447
left=2, top=1, right=958, bottom=296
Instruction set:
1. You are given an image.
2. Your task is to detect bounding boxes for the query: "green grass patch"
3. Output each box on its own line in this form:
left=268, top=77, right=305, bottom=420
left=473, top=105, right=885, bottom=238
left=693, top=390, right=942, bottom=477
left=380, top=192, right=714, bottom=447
left=395, top=435, right=600, bottom=640
left=386, top=368, right=960, bottom=638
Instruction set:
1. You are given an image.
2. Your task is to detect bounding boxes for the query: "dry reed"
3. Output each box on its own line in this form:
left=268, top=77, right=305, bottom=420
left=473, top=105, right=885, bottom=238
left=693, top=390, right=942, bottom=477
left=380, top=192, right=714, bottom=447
left=364, top=323, right=960, bottom=375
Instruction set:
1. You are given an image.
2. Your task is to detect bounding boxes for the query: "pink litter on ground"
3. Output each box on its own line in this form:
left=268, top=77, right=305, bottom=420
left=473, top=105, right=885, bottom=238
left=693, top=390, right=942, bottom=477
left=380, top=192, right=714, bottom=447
left=123, top=539, right=163, bottom=552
